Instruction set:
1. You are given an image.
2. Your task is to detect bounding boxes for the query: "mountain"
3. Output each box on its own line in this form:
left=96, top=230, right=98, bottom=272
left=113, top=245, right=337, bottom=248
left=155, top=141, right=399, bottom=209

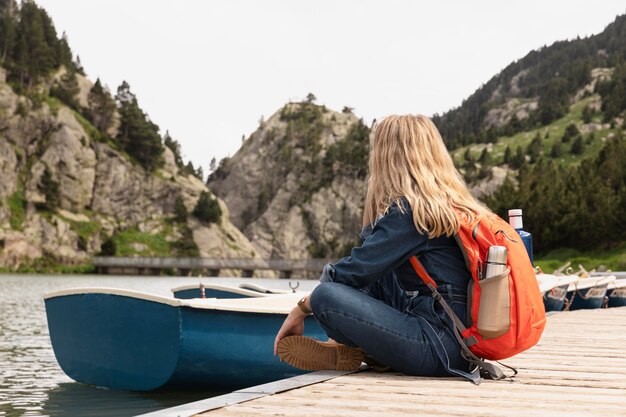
left=208, top=102, right=370, bottom=261
left=432, top=14, right=626, bottom=149
left=0, top=2, right=259, bottom=271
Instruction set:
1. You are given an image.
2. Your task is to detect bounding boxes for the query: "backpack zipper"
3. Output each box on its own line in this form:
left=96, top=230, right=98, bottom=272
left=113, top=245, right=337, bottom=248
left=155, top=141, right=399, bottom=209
left=495, top=229, right=518, bottom=243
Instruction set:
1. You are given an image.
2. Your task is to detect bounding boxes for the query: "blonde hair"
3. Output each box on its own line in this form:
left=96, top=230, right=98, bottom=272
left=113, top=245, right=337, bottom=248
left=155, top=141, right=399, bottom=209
left=363, top=114, right=495, bottom=237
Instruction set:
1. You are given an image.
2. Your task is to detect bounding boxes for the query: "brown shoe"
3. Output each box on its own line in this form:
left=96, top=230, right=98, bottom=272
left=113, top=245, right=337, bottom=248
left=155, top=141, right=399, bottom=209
left=277, top=336, right=364, bottom=371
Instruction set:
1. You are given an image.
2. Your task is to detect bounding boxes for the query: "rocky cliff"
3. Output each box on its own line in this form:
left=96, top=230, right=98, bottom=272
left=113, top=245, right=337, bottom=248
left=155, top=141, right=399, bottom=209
left=208, top=102, right=371, bottom=261
left=0, top=67, right=259, bottom=270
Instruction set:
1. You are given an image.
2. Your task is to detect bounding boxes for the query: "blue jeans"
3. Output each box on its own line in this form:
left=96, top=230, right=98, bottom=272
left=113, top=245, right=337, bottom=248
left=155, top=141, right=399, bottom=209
left=310, top=274, right=477, bottom=380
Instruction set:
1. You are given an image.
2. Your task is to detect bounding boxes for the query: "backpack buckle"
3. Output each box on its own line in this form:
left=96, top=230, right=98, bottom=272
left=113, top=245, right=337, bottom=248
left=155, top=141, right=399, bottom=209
left=464, top=335, right=478, bottom=347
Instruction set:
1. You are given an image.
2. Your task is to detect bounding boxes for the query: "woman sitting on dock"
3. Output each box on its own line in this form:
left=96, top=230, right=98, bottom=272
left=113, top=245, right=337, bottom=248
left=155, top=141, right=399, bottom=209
left=274, top=114, right=497, bottom=380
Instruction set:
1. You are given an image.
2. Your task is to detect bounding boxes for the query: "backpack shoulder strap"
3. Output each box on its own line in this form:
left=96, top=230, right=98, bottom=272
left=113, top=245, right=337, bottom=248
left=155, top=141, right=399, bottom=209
left=409, top=256, right=475, bottom=345
left=409, top=255, right=506, bottom=382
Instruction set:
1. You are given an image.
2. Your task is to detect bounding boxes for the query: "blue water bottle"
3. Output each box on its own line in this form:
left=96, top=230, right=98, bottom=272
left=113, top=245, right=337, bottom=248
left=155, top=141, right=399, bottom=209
left=508, top=209, right=533, bottom=265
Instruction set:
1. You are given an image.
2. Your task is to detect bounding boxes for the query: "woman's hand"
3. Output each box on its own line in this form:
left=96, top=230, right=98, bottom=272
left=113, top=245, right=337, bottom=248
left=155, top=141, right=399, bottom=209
left=273, top=306, right=307, bottom=356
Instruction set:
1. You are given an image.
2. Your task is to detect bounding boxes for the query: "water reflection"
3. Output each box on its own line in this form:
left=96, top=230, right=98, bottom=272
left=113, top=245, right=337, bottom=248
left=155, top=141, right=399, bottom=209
left=42, top=383, right=225, bottom=417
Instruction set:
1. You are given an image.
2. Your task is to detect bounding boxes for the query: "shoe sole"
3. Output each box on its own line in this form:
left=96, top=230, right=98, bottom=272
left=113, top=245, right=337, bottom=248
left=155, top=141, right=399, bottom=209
left=277, top=336, right=364, bottom=371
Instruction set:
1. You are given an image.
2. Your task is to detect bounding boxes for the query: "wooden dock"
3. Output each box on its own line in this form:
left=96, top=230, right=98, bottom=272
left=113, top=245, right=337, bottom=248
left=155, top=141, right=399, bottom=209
left=139, top=307, right=626, bottom=417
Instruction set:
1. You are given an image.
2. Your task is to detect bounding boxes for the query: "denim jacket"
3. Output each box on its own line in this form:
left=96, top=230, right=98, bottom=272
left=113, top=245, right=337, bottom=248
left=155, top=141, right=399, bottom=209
left=319, top=199, right=479, bottom=381
left=320, top=199, right=471, bottom=309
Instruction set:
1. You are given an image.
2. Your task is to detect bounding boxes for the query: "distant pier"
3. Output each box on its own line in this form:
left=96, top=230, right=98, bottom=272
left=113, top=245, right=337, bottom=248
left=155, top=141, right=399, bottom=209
left=93, top=256, right=329, bottom=278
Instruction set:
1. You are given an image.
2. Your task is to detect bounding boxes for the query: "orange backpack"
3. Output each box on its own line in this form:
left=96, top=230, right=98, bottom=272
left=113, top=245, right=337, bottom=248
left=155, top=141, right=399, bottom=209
left=410, top=212, right=546, bottom=379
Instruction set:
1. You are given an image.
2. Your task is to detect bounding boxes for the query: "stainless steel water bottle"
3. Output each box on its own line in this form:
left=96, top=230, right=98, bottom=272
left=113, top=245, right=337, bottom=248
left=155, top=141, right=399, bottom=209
left=484, top=246, right=508, bottom=280
left=478, top=246, right=511, bottom=339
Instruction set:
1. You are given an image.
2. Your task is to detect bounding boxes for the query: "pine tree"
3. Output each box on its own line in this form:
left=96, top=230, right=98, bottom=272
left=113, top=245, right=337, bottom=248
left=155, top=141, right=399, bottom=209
left=562, top=123, right=580, bottom=143
left=174, top=195, right=188, bottom=223
left=163, top=131, right=184, bottom=168
left=503, top=146, right=512, bottom=164
left=479, top=148, right=489, bottom=165
left=597, top=63, right=626, bottom=122
left=38, top=165, right=59, bottom=211
left=194, top=166, right=204, bottom=181
left=463, top=148, right=473, bottom=163
left=183, top=161, right=195, bottom=177
left=115, top=81, right=164, bottom=171
left=87, top=78, right=116, bottom=133
left=571, top=136, right=584, bottom=155
left=550, top=142, right=562, bottom=157
left=512, top=146, right=525, bottom=169
left=50, top=69, right=79, bottom=108
left=56, top=31, right=72, bottom=68
left=13, top=2, right=57, bottom=86
left=74, top=54, right=84, bottom=74
left=582, top=105, right=593, bottom=124
left=0, top=0, right=17, bottom=62
left=527, top=134, right=542, bottom=162
left=209, top=157, right=217, bottom=173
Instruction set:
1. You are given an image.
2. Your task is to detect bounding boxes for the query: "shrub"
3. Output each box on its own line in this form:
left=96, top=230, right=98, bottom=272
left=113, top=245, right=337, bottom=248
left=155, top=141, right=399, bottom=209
left=8, top=190, right=26, bottom=230
left=38, top=165, right=60, bottom=211
left=561, top=123, right=579, bottom=143
left=172, top=226, right=199, bottom=257
left=193, top=192, right=222, bottom=224
left=99, top=237, right=116, bottom=256
left=174, top=196, right=188, bottom=223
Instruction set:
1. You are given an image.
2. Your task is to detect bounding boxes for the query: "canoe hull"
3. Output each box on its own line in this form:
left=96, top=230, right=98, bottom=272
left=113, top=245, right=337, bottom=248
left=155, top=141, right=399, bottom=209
left=567, top=285, right=609, bottom=310
left=608, top=287, right=626, bottom=308
left=45, top=293, right=181, bottom=391
left=45, top=291, right=327, bottom=391
left=543, top=284, right=569, bottom=312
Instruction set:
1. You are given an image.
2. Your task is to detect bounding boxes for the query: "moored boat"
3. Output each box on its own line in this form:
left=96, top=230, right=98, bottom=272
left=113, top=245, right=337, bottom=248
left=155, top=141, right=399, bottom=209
left=565, top=275, right=617, bottom=310
left=607, top=279, right=626, bottom=308
left=44, top=289, right=326, bottom=391
left=536, top=274, right=580, bottom=312
left=171, top=283, right=289, bottom=299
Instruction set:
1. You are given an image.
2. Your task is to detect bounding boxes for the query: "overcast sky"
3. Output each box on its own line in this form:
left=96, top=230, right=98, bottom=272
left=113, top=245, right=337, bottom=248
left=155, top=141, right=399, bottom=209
left=36, top=0, right=626, bottom=176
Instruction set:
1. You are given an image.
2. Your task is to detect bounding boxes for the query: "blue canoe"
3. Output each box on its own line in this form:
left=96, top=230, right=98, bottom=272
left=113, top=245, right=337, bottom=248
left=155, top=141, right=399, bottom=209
left=607, top=279, right=626, bottom=308
left=565, top=275, right=616, bottom=310
left=44, top=289, right=326, bottom=391
left=171, top=283, right=292, bottom=300
left=537, top=274, right=580, bottom=312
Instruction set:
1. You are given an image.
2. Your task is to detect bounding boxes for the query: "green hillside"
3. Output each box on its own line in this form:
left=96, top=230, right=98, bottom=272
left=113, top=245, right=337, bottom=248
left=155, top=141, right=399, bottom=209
left=433, top=15, right=626, bottom=149
left=437, top=16, right=626, bottom=271
left=452, top=95, right=615, bottom=168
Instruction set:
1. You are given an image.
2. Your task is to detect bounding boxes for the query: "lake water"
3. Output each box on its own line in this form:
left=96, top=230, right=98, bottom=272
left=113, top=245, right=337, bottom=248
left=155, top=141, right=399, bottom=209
left=0, top=274, right=318, bottom=417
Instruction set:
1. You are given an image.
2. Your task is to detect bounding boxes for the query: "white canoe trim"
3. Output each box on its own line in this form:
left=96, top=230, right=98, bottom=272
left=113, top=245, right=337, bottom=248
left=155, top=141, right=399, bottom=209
left=44, top=287, right=185, bottom=306
left=44, top=288, right=309, bottom=314
left=608, top=279, right=626, bottom=290
left=184, top=292, right=309, bottom=314
left=567, top=275, right=617, bottom=291
left=170, top=284, right=270, bottom=298
left=238, top=283, right=292, bottom=294
left=536, top=274, right=580, bottom=294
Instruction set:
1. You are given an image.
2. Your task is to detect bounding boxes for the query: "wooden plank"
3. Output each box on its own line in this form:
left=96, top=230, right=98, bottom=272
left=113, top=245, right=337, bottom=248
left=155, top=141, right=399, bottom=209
left=305, top=380, right=626, bottom=399
left=281, top=386, right=626, bottom=407
left=201, top=396, right=626, bottom=417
